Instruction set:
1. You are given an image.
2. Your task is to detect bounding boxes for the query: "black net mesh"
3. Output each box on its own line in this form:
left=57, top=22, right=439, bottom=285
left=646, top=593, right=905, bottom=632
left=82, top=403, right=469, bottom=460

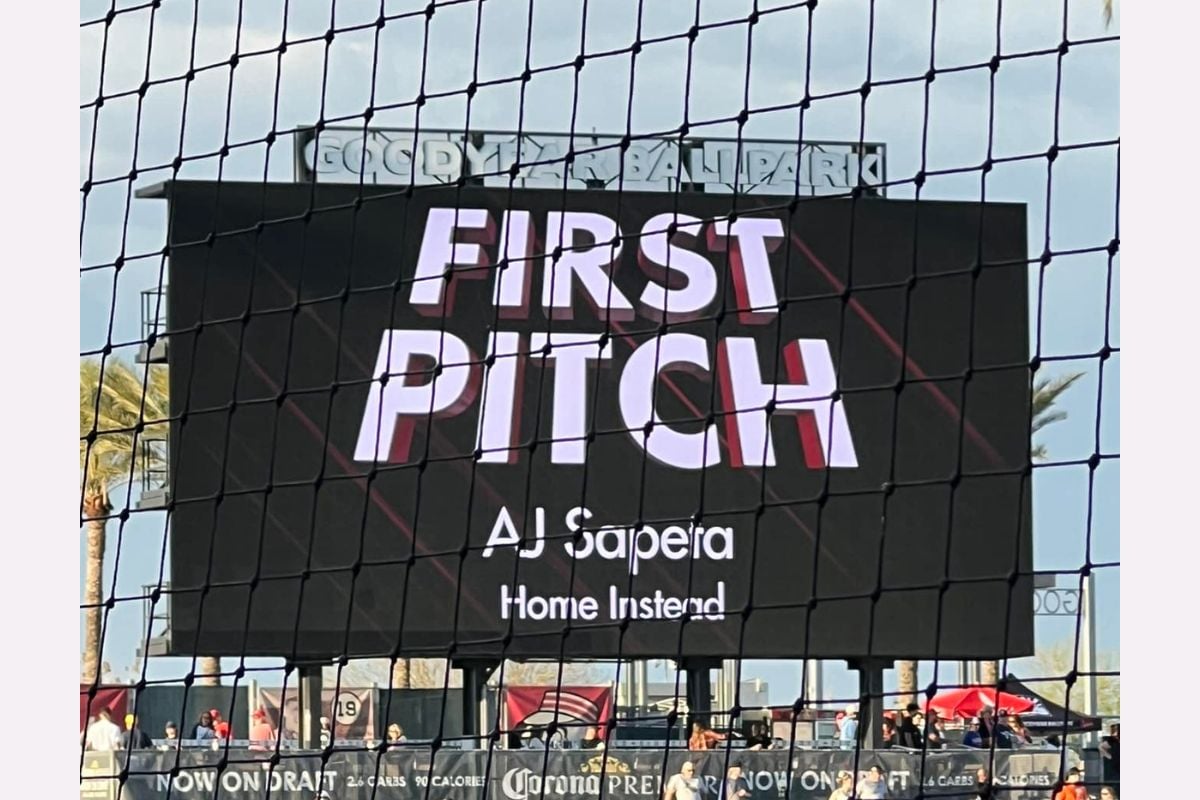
left=80, top=1, right=1119, bottom=799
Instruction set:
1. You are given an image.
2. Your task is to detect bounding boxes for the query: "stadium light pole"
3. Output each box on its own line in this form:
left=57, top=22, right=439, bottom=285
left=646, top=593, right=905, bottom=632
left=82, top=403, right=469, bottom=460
left=803, top=659, right=823, bottom=707
left=1080, top=572, right=1099, bottom=730
left=634, top=660, right=648, bottom=709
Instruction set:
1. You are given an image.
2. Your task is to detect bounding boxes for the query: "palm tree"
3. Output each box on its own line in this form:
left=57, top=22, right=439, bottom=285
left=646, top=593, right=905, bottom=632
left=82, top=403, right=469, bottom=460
left=976, top=370, right=1085, bottom=685
left=895, top=660, right=918, bottom=708
left=196, top=657, right=222, bottom=686
left=80, top=357, right=169, bottom=683
left=392, top=658, right=411, bottom=690
left=1103, top=0, right=1115, bottom=27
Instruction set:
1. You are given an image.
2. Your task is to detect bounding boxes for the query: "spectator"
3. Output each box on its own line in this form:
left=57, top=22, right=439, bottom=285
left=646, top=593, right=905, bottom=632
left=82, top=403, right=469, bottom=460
left=663, top=761, right=699, bottom=800
left=688, top=721, right=725, bottom=751
left=386, top=723, right=407, bottom=744
left=838, top=706, right=858, bottom=750
left=827, top=770, right=854, bottom=800
left=1053, top=768, right=1083, bottom=800
left=973, top=767, right=993, bottom=800
left=856, top=765, right=888, bottom=799
left=159, top=721, right=180, bottom=751
left=525, top=729, right=546, bottom=750
left=718, top=763, right=750, bottom=800
left=546, top=726, right=567, bottom=750
left=249, top=709, right=276, bottom=750
left=84, top=708, right=124, bottom=752
left=962, top=719, right=984, bottom=749
left=1099, top=723, right=1119, bottom=789
left=122, top=713, right=153, bottom=750
left=1098, top=787, right=1117, bottom=800
left=745, top=723, right=773, bottom=751
left=204, top=709, right=229, bottom=740
left=580, top=726, right=605, bottom=750
left=896, top=704, right=921, bottom=749
left=319, top=716, right=332, bottom=748
left=193, top=711, right=216, bottom=742
left=880, top=718, right=895, bottom=748
left=1005, top=715, right=1030, bottom=747
left=924, top=710, right=945, bottom=750
left=977, top=708, right=1002, bottom=749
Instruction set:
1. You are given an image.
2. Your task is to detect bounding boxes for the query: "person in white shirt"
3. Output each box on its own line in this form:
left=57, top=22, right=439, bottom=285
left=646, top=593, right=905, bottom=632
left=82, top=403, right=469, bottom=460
left=664, top=761, right=699, bottom=800
left=84, top=708, right=124, bottom=752
left=856, top=765, right=888, bottom=799
left=827, top=770, right=854, bottom=800
left=839, top=705, right=859, bottom=750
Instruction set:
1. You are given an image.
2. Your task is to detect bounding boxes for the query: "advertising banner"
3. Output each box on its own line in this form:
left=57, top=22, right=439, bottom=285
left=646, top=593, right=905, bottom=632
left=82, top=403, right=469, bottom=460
left=110, top=748, right=1063, bottom=800
left=80, top=685, right=130, bottom=733
left=504, top=686, right=613, bottom=732
left=160, top=181, right=1032, bottom=661
left=258, top=687, right=376, bottom=741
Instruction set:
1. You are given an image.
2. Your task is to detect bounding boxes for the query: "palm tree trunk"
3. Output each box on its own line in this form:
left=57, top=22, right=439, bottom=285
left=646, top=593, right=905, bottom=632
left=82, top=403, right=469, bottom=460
left=196, top=657, right=222, bottom=686
left=81, top=515, right=107, bottom=684
left=392, top=658, right=411, bottom=689
left=895, top=660, right=918, bottom=707
left=979, top=660, right=999, bottom=686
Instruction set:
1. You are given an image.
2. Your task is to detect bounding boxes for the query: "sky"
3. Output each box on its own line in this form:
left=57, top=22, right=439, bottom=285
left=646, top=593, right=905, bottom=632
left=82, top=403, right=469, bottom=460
left=79, top=0, right=1119, bottom=706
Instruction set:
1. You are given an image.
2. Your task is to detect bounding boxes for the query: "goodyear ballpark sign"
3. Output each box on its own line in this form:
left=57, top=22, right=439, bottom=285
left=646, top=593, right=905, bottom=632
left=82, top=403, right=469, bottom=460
left=294, top=128, right=886, bottom=196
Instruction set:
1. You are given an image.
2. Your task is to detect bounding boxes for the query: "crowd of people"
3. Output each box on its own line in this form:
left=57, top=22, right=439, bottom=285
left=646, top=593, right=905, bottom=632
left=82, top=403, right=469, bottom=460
left=681, top=711, right=1121, bottom=800
left=514, top=724, right=607, bottom=750
left=82, top=706, right=262, bottom=751
left=835, top=702, right=1079, bottom=753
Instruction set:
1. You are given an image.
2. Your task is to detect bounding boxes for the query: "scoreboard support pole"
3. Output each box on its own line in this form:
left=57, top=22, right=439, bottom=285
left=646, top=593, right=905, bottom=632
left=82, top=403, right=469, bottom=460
left=297, top=664, right=323, bottom=749
left=847, top=659, right=892, bottom=751
left=455, top=660, right=498, bottom=747
left=682, top=658, right=720, bottom=730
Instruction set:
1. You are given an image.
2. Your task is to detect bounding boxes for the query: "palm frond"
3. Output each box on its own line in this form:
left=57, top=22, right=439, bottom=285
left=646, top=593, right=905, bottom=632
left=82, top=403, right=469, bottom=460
left=1031, top=373, right=1085, bottom=433
left=1028, top=370, right=1085, bottom=461
left=80, top=357, right=170, bottom=497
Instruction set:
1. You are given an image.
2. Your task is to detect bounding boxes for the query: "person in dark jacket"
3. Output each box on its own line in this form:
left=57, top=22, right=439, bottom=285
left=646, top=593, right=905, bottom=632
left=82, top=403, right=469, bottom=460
left=1099, top=723, right=1119, bottom=789
left=896, top=703, right=922, bottom=748
left=973, top=767, right=993, bottom=800
left=121, top=714, right=153, bottom=749
left=579, top=726, right=605, bottom=750
left=879, top=718, right=896, bottom=748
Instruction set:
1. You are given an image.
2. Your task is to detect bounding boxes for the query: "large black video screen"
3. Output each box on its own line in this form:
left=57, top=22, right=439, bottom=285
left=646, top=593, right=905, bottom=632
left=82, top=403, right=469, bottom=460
left=162, top=180, right=1033, bottom=660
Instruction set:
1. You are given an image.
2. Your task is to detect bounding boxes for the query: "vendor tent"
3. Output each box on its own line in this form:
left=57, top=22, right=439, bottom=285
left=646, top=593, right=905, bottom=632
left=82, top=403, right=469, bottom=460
left=1001, top=674, right=1103, bottom=736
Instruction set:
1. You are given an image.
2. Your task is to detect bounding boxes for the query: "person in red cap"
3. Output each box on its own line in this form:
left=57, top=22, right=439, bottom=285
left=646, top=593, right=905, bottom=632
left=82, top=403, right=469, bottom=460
left=210, top=709, right=231, bottom=740
left=249, top=708, right=276, bottom=750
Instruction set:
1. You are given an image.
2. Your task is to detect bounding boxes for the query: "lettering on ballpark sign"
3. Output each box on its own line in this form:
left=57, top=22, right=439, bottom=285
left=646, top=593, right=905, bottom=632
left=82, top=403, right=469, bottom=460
left=296, top=127, right=887, bottom=197
left=352, top=207, right=858, bottom=471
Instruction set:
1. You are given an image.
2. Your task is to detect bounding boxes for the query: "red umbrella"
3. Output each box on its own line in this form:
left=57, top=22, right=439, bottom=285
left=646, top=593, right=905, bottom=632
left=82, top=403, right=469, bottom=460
left=925, top=687, right=1035, bottom=720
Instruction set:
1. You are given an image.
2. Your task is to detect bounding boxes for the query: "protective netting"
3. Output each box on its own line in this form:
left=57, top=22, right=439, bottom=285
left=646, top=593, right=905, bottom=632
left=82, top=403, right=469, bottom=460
left=80, top=1, right=1119, bottom=799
